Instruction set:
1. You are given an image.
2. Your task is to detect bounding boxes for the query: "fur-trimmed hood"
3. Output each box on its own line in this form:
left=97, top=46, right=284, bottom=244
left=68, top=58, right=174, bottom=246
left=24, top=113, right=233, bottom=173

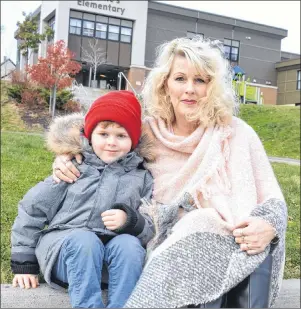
left=46, top=113, right=156, bottom=162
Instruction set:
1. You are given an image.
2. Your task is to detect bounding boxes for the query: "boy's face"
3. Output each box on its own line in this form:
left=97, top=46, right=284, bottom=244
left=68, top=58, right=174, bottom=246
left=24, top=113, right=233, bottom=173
left=91, top=122, right=132, bottom=164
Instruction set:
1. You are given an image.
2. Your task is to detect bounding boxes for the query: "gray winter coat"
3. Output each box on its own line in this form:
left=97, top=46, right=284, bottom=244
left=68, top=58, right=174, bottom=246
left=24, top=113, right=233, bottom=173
left=11, top=139, right=154, bottom=289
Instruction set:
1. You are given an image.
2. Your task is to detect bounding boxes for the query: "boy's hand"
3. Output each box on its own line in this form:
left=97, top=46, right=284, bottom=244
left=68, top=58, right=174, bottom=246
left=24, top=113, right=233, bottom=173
left=101, top=209, right=127, bottom=230
left=12, top=274, right=39, bottom=289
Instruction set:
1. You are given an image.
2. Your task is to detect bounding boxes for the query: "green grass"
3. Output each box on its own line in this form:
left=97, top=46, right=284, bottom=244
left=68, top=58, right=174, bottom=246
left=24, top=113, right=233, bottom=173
left=1, top=132, right=54, bottom=283
left=271, top=163, right=300, bottom=279
left=1, top=132, right=300, bottom=282
left=1, top=103, right=35, bottom=132
left=239, top=104, right=300, bottom=159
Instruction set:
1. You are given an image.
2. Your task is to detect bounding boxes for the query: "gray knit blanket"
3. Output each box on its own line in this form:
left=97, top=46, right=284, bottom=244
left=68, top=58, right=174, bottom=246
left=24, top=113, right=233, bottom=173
left=125, top=197, right=287, bottom=308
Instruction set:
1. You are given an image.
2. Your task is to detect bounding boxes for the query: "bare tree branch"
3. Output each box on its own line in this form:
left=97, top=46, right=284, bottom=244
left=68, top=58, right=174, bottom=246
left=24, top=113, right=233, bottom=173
left=81, top=38, right=106, bottom=82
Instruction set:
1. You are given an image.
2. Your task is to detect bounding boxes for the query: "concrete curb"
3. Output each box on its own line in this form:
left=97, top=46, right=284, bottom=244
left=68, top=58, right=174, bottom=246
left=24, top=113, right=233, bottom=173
left=0, top=284, right=107, bottom=308
left=1, top=279, right=300, bottom=308
left=268, top=156, right=300, bottom=166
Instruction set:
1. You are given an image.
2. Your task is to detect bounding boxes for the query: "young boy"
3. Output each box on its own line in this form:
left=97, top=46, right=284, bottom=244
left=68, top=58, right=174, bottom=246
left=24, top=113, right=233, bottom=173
left=10, top=90, right=154, bottom=308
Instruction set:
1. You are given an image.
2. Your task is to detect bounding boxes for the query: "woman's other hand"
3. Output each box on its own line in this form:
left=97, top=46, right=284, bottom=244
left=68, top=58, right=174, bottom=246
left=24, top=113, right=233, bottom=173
left=52, top=154, right=82, bottom=183
left=232, top=217, right=276, bottom=255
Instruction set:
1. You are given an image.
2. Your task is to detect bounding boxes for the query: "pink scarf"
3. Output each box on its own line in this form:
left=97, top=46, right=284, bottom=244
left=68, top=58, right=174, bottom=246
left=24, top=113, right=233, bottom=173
left=145, top=116, right=235, bottom=225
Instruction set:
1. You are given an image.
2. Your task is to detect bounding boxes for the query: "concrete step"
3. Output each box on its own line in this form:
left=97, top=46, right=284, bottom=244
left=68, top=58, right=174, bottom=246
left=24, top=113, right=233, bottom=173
left=71, top=87, right=111, bottom=100
left=268, top=156, right=300, bottom=165
left=1, top=279, right=300, bottom=308
left=72, top=88, right=111, bottom=106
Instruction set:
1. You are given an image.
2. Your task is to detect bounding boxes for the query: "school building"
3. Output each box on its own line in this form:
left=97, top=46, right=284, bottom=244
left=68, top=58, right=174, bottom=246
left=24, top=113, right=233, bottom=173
left=16, top=1, right=300, bottom=105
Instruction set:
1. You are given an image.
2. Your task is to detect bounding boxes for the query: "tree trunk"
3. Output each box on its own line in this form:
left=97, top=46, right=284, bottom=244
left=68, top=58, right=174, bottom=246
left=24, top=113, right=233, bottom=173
left=89, top=66, right=92, bottom=87
left=93, top=63, right=97, bottom=81
left=52, top=84, right=57, bottom=118
left=48, top=88, right=53, bottom=115
left=24, top=51, right=29, bottom=81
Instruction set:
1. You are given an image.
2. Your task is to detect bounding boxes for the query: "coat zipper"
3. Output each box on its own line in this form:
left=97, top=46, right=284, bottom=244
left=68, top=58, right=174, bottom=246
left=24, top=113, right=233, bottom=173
left=85, top=165, right=107, bottom=227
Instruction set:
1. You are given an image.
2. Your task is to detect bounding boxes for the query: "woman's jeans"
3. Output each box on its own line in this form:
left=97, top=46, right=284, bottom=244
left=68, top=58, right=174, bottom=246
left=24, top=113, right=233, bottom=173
left=196, top=254, right=273, bottom=308
left=51, top=230, right=146, bottom=308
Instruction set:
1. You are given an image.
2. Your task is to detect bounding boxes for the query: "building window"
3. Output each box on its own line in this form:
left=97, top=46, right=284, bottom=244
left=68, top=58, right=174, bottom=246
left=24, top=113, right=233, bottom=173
left=47, top=16, right=55, bottom=43
left=70, top=11, right=82, bottom=19
left=121, top=20, right=133, bottom=28
left=109, top=17, right=121, bottom=26
left=70, top=18, right=82, bottom=35
left=48, top=16, right=55, bottom=31
left=297, top=70, right=301, bottom=90
left=224, top=39, right=240, bottom=63
left=83, top=20, right=94, bottom=37
left=83, top=13, right=95, bottom=21
left=187, top=31, right=204, bottom=40
left=69, top=10, right=133, bottom=44
left=96, top=23, right=107, bottom=39
left=108, top=25, right=119, bottom=41
left=120, top=27, right=132, bottom=43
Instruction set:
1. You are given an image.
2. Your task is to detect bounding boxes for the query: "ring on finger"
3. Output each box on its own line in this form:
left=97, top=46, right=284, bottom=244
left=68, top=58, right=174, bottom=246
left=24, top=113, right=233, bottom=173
left=62, top=158, right=70, bottom=164
left=65, top=160, right=73, bottom=167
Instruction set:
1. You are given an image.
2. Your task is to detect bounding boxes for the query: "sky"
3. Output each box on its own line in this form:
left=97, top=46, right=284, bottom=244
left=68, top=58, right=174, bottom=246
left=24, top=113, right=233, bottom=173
left=1, top=0, right=300, bottom=63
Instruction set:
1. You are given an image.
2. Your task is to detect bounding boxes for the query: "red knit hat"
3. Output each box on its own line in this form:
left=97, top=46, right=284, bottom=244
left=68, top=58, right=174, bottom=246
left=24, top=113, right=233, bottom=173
left=84, top=90, right=142, bottom=148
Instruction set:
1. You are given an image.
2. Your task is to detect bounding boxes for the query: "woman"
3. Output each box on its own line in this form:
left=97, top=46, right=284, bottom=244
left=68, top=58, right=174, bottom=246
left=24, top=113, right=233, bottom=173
left=49, top=37, right=287, bottom=308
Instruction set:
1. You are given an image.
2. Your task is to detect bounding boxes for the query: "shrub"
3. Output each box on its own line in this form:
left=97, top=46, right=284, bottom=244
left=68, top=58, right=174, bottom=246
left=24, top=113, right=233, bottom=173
left=62, top=99, right=81, bottom=113
left=7, top=71, right=31, bottom=104
left=36, top=88, right=74, bottom=110
left=10, top=71, right=26, bottom=85
left=37, top=87, right=50, bottom=104
left=6, top=84, right=24, bottom=103
left=14, top=86, right=75, bottom=110
left=6, top=77, right=74, bottom=110
left=7, top=84, right=47, bottom=108
left=55, top=89, right=74, bottom=109
left=21, top=89, right=46, bottom=108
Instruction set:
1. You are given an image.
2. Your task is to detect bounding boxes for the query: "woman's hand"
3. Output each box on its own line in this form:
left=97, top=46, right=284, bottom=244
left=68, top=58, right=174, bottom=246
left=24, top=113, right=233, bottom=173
left=12, top=274, right=39, bottom=289
left=52, top=154, right=83, bottom=183
left=101, top=209, right=127, bottom=230
left=232, top=217, right=276, bottom=255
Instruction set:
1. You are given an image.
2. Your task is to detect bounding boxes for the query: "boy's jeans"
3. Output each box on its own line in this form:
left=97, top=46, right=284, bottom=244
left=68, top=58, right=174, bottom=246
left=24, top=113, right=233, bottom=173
left=52, top=229, right=145, bottom=308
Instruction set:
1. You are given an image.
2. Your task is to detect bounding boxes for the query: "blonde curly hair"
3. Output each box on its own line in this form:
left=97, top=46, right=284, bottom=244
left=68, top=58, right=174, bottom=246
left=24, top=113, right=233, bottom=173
left=142, top=36, right=239, bottom=127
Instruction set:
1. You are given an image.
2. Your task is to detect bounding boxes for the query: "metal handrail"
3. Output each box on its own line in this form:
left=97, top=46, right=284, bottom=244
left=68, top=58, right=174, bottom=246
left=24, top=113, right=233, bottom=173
left=79, top=83, right=88, bottom=95
left=117, top=72, right=137, bottom=96
left=71, top=80, right=88, bottom=96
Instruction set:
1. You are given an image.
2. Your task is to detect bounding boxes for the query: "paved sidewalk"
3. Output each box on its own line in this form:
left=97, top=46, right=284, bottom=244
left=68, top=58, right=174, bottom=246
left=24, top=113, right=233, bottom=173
left=268, top=156, right=300, bottom=165
left=1, top=279, right=300, bottom=308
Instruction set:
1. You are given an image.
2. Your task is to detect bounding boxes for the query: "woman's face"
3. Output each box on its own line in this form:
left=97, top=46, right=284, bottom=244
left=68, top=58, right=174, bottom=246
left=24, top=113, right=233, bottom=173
left=166, top=55, right=209, bottom=122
